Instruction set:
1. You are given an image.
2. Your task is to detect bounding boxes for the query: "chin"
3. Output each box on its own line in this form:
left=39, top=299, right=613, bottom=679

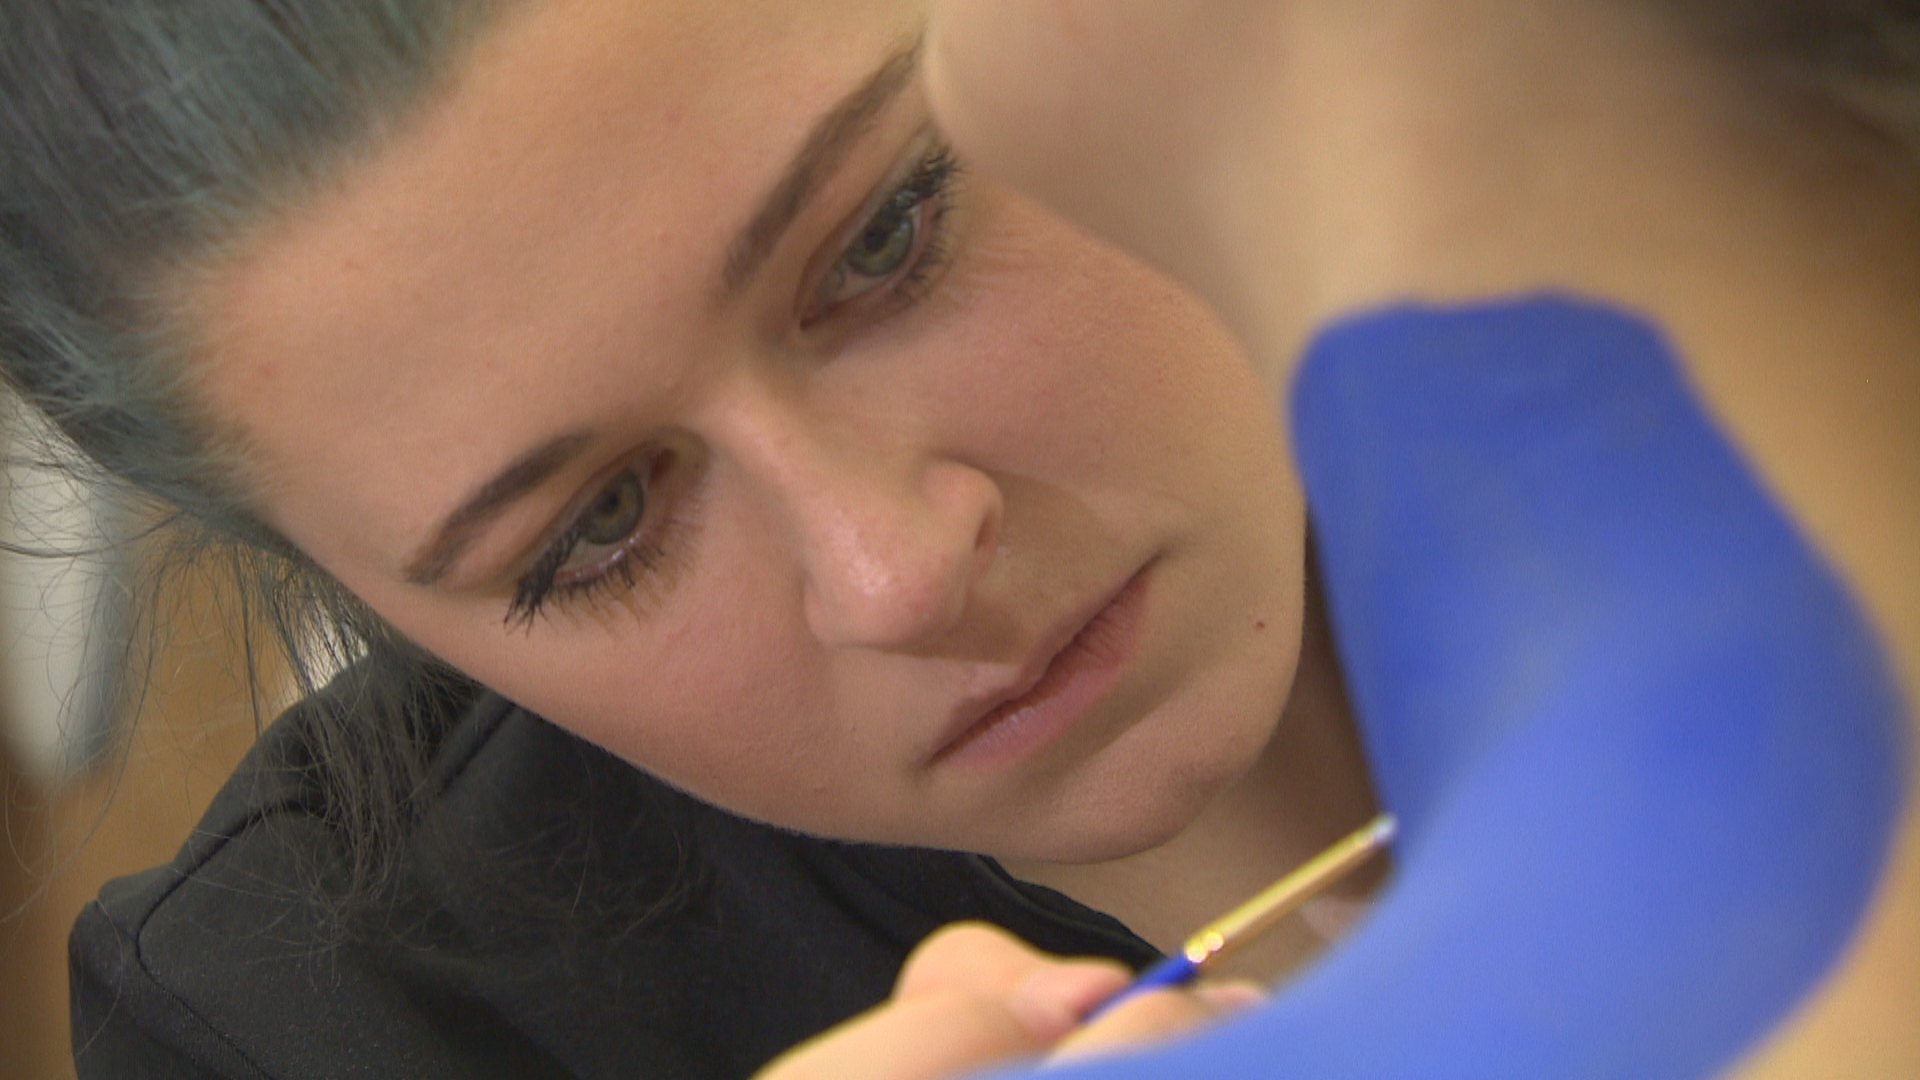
left=1045, top=699, right=1290, bottom=864
left=976, top=808, right=1199, bottom=868
left=984, top=750, right=1255, bottom=866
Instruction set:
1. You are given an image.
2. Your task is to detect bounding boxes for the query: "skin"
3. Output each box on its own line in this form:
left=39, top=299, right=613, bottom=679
left=175, top=0, right=1377, bottom=1067
left=757, top=923, right=1265, bottom=1080
left=922, top=0, right=1920, bottom=1077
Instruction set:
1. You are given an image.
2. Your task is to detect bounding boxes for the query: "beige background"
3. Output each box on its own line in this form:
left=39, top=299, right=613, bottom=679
left=0, top=564, right=264, bottom=1080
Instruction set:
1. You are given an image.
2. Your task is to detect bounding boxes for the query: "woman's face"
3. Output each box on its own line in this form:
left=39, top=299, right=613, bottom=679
left=186, top=0, right=1309, bottom=864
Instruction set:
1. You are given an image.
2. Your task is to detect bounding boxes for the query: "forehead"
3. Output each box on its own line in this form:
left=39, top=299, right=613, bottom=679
left=185, top=0, right=922, bottom=568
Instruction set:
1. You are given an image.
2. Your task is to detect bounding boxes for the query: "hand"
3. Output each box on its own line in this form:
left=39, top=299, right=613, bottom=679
left=1049, top=979, right=1267, bottom=1065
left=752, top=922, right=1261, bottom=1080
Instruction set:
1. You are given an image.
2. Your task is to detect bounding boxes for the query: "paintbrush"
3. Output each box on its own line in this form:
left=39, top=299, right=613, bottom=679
left=1086, top=813, right=1397, bottom=1020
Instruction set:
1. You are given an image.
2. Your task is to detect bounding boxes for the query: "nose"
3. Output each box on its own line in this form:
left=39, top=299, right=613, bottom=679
left=725, top=399, right=1003, bottom=651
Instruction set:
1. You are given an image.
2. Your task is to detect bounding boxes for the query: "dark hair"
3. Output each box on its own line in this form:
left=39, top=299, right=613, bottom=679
left=0, top=0, right=510, bottom=903
left=2, top=0, right=1916, bottom=906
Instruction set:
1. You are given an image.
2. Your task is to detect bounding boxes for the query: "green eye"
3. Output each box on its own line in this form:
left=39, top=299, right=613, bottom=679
left=580, top=471, right=645, bottom=545
left=844, top=206, right=916, bottom=279
left=804, top=144, right=958, bottom=325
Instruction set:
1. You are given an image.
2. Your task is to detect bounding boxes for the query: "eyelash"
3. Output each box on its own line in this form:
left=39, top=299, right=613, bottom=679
left=802, top=143, right=961, bottom=325
left=505, top=451, right=685, bottom=629
left=505, top=145, right=964, bottom=628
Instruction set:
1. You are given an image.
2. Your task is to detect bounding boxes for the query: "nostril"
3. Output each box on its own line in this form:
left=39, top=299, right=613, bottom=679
left=969, top=477, right=1004, bottom=574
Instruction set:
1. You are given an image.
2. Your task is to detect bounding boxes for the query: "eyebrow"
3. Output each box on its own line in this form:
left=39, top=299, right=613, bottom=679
left=402, top=41, right=922, bottom=590
left=722, top=38, right=922, bottom=295
left=403, top=432, right=592, bottom=586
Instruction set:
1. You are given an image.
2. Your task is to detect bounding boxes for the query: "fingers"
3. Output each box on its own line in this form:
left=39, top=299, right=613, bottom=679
left=1050, top=980, right=1267, bottom=1064
left=752, top=923, right=1264, bottom=1080
left=895, top=923, right=1132, bottom=1041
left=754, top=989, right=1049, bottom=1080
left=752, top=924, right=1134, bottom=1080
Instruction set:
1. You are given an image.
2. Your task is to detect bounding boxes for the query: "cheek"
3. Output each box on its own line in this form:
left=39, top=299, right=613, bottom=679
left=909, top=199, right=1259, bottom=447
left=916, top=200, right=1292, bottom=517
left=359, top=502, right=884, bottom=828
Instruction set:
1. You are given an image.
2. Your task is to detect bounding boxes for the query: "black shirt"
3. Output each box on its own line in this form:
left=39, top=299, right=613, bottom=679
left=70, top=685, right=1160, bottom=1080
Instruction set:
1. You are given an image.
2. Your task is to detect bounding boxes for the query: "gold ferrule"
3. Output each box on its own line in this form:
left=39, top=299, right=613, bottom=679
left=1182, top=930, right=1227, bottom=965
left=1184, top=813, right=1396, bottom=972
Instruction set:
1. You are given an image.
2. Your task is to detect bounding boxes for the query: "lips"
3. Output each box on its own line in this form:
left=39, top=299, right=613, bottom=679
left=931, top=564, right=1152, bottom=767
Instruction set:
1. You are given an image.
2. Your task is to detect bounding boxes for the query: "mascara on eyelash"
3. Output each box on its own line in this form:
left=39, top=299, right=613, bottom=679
left=811, top=144, right=962, bottom=315
left=508, top=464, right=653, bottom=625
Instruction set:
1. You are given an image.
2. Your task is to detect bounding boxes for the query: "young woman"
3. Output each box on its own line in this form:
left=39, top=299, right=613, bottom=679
left=2, top=1, right=1911, bottom=1079
left=8, top=1, right=1370, bottom=1077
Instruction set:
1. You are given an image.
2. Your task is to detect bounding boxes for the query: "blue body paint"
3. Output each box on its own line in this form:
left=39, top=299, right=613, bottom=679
left=998, top=295, right=1908, bottom=1079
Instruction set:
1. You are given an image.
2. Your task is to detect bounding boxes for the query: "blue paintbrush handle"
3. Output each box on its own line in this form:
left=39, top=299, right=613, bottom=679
left=1084, top=953, right=1199, bottom=1022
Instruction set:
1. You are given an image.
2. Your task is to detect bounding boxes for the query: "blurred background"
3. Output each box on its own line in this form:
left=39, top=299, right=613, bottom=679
left=2, top=408, right=268, bottom=1080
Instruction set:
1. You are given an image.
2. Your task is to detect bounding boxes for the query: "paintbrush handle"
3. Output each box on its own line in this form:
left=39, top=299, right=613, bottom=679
left=1184, top=813, right=1397, bottom=967
left=1084, top=813, right=1396, bottom=1022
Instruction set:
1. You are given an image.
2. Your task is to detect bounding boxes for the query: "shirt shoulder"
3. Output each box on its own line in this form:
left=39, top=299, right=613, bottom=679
left=69, top=682, right=575, bottom=1080
left=71, top=674, right=1158, bottom=1080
